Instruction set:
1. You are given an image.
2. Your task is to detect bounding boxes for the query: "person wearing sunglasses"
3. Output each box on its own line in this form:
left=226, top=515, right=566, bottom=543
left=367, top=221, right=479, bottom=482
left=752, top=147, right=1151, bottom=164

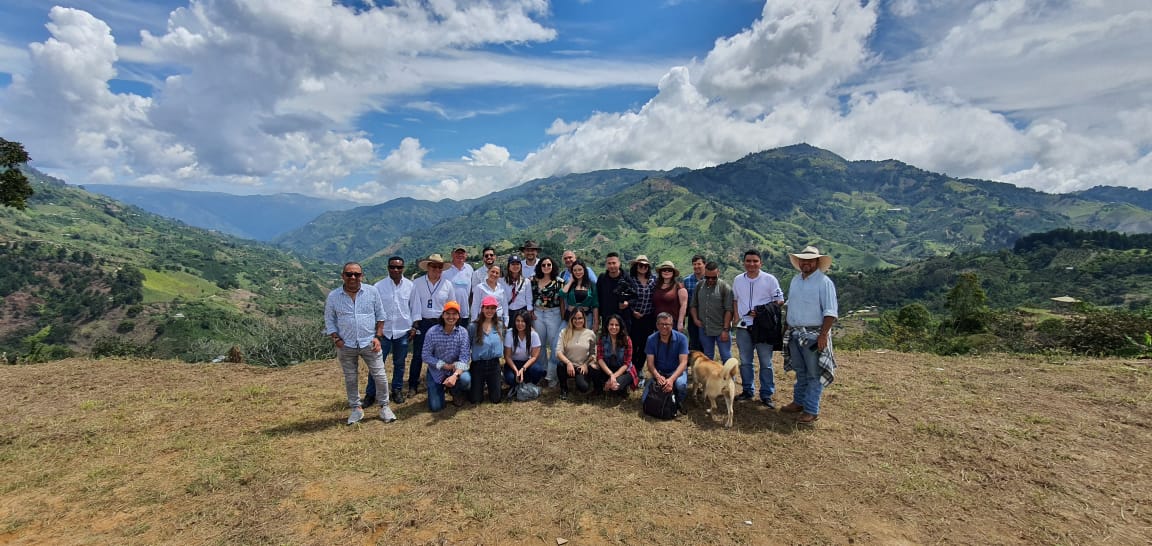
left=624, top=255, right=656, bottom=374
left=323, top=262, right=397, bottom=424
left=689, top=261, right=734, bottom=361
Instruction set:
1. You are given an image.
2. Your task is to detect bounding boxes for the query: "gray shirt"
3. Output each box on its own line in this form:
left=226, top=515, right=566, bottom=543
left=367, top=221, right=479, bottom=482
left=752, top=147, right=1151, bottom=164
left=691, top=279, right=734, bottom=336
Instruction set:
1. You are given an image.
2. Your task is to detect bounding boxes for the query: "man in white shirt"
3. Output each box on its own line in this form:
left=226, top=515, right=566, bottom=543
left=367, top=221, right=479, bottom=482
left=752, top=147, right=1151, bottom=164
left=364, top=256, right=415, bottom=406
left=731, top=249, right=784, bottom=407
left=444, top=246, right=475, bottom=329
left=469, top=246, right=497, bottom=302
left=407, top=253, right=456, bottom=396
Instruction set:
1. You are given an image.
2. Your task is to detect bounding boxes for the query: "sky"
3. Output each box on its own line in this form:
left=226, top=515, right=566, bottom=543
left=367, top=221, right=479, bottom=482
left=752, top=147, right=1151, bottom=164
left=0, top=0, right=1149, bottom=203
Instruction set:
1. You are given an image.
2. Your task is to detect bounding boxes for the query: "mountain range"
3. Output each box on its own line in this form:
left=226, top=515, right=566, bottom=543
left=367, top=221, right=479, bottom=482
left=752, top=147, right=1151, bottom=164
left=273, top=144, right=1152, bottom=275
left=82, top=184, right=358, bottom=241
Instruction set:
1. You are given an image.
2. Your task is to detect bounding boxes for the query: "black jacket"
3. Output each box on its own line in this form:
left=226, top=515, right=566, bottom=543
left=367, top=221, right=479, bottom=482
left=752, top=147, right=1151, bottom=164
left=750, top=303, right=783, bottom=348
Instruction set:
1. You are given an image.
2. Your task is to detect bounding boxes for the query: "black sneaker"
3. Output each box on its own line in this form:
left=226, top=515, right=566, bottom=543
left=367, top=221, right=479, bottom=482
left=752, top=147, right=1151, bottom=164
left=391, top=389, right=406, bottom=404
left=760, top=398, right=776, bottom=409
left=361, top=394, right=376, bottom=408
left=560, top=391, right=569, bottom=401
left=736, top=392, right=754, bottom=401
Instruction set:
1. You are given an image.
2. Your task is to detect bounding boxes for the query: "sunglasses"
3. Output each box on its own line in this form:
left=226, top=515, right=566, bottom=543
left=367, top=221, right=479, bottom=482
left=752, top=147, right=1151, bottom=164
left=704, top=275, right=718, bottom=280
left=343, top=272, right=362, bottom=278
left=637, top=264, right=650, bottom=268
left=388, top=265, right=404, bottom=270
left=483, top=253, right=495, bottom=258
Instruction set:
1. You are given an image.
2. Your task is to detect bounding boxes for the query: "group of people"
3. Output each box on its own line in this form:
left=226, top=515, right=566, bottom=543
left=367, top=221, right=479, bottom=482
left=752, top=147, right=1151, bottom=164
left=322, top=240, right=839, bottom=425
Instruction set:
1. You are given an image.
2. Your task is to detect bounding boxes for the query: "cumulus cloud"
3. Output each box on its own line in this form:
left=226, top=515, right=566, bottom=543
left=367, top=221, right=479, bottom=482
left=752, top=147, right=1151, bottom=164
left=2, top=0, right=1149, bottom=202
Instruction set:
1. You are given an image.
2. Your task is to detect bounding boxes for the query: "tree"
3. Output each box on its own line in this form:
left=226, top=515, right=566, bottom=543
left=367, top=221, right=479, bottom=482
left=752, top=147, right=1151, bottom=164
left=946, top=272, right=988, bottom=334
left=0, top=138, right=34, bottom=210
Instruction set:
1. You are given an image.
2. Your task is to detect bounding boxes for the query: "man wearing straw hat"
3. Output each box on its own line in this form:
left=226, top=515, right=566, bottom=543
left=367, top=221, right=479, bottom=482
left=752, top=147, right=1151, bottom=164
left=406, top=253, right=457, bottom=397
left=781, top=246, right=839, bottom=425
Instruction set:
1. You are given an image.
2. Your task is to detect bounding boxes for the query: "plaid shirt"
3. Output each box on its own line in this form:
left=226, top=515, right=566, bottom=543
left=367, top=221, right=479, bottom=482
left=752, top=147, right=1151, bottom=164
left=682, top=273, right=701, bottom=304
left=627, top=275, right=656, bottom=317
left=782, top=327, right=836, bottom=386
left=422, top=324, right=471, bottom=384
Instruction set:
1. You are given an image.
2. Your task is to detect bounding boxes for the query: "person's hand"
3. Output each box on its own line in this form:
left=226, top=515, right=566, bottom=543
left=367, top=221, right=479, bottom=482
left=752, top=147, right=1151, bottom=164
left=662, top=378, right=674, bottom=393
left=443, top=362, right=457, bottom=373
left=817, top=334, right=829, bottom=352
left=408, top=328, right=417, bottom=340
left=633, top=311, right=642, bottom=319
left=516, top=369, right=525, bottom=383
left=566, top=364, right=576, bottom=377
left=693, top=318, right=703, bottom=327
left=606, top=376, right=618, bottom=390
left=371, top=337, right=382, bottom=352
left=443, top=375, right=457, bottom=388
left=720, top=330, right=729, bottom=341
left=747, top=310, right=757, bottom=318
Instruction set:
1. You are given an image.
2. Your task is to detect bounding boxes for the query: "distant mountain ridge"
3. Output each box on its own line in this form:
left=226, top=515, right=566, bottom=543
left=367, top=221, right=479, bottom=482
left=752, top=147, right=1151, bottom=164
left=82, top=185, right=358, bottom=241
left=276, top=144, right=1152, bottom=274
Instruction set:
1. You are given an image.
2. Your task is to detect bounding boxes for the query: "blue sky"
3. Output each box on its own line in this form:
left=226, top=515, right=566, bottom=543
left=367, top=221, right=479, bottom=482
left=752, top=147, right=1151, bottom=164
left=0, top=1, right=1149, bottom=202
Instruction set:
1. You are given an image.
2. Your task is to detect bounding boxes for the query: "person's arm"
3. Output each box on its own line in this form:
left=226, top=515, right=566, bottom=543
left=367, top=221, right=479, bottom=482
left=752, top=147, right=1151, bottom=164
left=503, top=332, right=517, bottom=372
left=595, top=338, right=611, bottom=374
left=677, top=285, right=688, bottom=330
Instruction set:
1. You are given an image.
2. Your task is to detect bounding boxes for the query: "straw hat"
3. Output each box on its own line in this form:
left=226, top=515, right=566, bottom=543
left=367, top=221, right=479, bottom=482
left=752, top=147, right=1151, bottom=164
left=788, top=246, right=832, bottom=272
left=418, top=253, right=446, bottom=271
left=630, top=254, right=651, bottom=266
left=654, top=260, right=680, bottom=278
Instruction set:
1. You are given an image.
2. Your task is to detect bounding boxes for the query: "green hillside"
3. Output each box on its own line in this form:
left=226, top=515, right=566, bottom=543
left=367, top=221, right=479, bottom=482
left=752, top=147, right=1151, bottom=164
left=0, top=170, right=334, bottom=362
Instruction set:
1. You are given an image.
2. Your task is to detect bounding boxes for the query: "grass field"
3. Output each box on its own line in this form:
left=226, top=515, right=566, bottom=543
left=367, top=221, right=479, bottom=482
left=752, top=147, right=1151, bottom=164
left=141, top=268, right=222, bottom=304
left=2, top=352, right=1150, bottom=544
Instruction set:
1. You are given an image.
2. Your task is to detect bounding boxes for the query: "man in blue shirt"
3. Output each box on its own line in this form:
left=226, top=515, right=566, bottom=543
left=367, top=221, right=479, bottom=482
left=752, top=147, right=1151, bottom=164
left=782, top=246, right=839, bottom=425
left=642, top=312, right=689, bottom=414
left=323, top=262, right=397, bottom=424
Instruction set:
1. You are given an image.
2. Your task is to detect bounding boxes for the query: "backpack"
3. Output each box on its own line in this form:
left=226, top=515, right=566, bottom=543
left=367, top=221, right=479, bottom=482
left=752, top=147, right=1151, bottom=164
left=507, top=382, right=541, bottom=402
left=643, top=387, right=677, bottom=420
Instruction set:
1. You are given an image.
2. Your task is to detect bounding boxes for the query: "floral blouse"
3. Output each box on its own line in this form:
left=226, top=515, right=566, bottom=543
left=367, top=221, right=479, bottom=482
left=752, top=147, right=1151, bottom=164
left=533, top=278, right=564, bottom=309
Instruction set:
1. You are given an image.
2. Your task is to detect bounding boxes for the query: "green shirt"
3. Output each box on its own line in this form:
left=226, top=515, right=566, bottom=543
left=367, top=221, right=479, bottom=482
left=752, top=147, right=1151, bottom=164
left=691, top=279, right=733, bottom=336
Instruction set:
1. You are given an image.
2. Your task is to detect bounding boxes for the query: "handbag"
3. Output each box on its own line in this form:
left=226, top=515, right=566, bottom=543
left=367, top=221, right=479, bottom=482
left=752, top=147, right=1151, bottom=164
left=643, top=387, right=677, bottom=420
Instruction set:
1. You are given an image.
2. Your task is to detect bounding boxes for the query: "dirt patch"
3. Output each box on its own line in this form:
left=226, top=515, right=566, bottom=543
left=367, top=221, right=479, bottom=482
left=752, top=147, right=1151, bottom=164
left=1, top=352, right=1150, bottom=544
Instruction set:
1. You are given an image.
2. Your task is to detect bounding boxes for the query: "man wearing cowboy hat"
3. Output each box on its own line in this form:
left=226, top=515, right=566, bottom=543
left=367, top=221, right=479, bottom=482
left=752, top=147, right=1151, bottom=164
left=520, top=240, right=542, bottom=278
left=406, top=253, right=457, bottom=396
left=732, top=249, right=785, bottom=406
left=444, top=246, right=475, bottom=329
left=782, top=246, right=838, bottom=425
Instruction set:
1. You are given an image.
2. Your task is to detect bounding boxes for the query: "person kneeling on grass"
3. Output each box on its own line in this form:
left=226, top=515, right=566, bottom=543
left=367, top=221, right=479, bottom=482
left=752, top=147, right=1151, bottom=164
left=468, top=296, right=505, bottom=404
left=592, top=314, right=637, bottom=396
left=555, top=307, right=596, bottom=401
left=423, top=301, right=472, bottom=412
left=642, top=312, right=689, bottom=414
left=504, top=311, right=545, bottom=388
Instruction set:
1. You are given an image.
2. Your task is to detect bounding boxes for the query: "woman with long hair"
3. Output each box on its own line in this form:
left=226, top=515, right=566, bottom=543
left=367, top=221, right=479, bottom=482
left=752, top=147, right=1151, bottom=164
left=555, top=307, right=596, bottom=401
left=624, top=255, right=656, bottom=372
left=470, top=264, right=506, bottom=325
left=561, top=259, right=599, bottom=333
left=531, top=256, right=564, bottom=388
left=468, top=296, right=505, bottom=404
left=592, top=314, right=636, bottom=396
left=503, top=255, right=533, bottom=328
left=652, top=260, right=688, bottom=332
left=504, top=311, right=544, bottom=387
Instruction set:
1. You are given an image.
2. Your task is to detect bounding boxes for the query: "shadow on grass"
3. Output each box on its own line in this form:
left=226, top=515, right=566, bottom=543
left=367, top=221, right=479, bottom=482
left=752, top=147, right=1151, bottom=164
left=263, top=418, right=345, bottom=436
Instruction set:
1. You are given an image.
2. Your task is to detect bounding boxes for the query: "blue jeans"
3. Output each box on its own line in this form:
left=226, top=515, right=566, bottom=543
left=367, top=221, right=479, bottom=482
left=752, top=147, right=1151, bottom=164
left=365, top=335, right=409, bottom=399
left=788, top=336, right=825, bottom=415
left=337, top=345, right=388, bottom=408
left=426, top=369, right=472, bottom=413
left=503, top=360, right=546, bottom=386
left=641, top=372, right=687, bottom=405
left=735, top=328, right=774, bottom=399
left=699, top=332, right=732, bottom=361
left=535, top=307, right=562, bottom=383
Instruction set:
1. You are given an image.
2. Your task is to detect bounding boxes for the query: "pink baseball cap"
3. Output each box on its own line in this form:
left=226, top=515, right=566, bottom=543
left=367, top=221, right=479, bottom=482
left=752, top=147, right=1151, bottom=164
left=481, top=296, right=499, bottom=307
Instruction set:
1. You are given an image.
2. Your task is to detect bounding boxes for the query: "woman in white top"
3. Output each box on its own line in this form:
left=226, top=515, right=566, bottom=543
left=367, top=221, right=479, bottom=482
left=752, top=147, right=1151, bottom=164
left=470, top=264, right=507, bottom=324
left=503, top=312, right=544, bottom=386
left=502, top=255, right=534, bottom=327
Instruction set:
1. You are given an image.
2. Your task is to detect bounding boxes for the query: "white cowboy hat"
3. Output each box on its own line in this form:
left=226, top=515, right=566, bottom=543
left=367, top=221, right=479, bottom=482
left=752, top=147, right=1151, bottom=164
left=654, top=260, right=680, bottom=278
left=789, top=246, right=832, bottom=272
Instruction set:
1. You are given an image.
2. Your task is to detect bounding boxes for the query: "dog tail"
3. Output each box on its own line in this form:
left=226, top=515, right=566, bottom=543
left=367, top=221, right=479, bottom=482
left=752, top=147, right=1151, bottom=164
left=722, top=358, right=739, bottom=378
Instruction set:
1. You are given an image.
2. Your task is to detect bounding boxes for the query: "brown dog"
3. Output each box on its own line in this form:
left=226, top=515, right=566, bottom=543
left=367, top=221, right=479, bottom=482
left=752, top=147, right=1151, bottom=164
left=688, top=351, right=740, bottom=428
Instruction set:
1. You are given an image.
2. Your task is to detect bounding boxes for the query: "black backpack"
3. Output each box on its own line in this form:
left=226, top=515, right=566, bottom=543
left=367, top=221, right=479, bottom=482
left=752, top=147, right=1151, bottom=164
left=643, top=388, right=677, bottom=420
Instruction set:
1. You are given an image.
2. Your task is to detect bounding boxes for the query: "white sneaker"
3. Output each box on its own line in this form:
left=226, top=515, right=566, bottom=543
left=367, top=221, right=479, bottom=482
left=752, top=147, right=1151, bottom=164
left=379, top=405, right=397, bottom=423
left=347, top=406, right=364, bottom=424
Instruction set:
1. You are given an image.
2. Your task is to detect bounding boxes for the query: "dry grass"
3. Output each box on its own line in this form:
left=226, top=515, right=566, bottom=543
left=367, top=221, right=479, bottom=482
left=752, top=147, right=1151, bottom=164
left=2, top=352, right=1151, bottom=545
